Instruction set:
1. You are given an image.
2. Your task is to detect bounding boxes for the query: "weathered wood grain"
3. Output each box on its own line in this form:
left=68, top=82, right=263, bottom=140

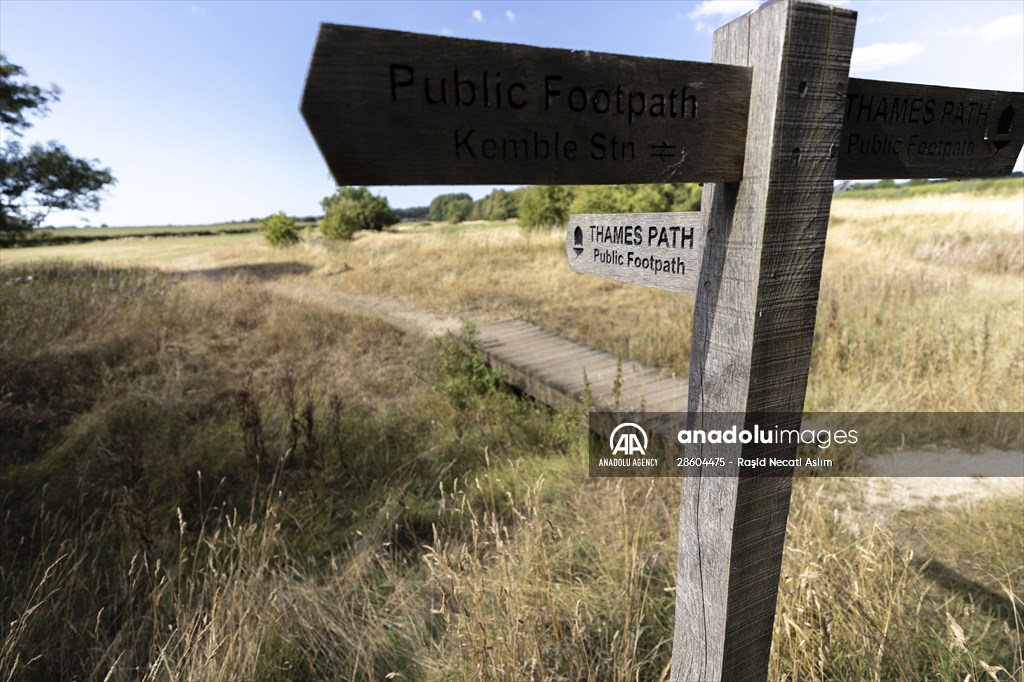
left=301, top=24, right=752, bottom=184
left=566, top=212, right=704, bottom=294
left=837, top=78, right=1024, bottom=179
left=671, top=2, right=856, bottom=680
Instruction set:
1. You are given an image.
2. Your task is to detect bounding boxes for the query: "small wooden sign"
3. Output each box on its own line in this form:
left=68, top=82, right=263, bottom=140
left=301, top=24, right=752, bottom=185
left=837, top=78, right=1024, bottom=179
left=565, top=212, right=704, bottom=295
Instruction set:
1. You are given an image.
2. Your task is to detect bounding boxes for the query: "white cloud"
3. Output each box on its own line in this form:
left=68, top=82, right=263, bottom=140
left=688, top=0, right=758, bottom=21
left=931, top=13, right=1022, bottom=41
left=472, top=9, right=483, bottom=22
left=441, top=27, right=452, bottom=36
left=505, top=9, right=515, bottom=22
left=935, top=26, right=972, bottom=37
left=980, top=13, right=1023, bottom=42
left=851, top=41, right=923, bottom=73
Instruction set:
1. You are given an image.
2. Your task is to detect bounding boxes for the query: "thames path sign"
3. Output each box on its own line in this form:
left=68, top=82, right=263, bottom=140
left=301, top=4, right=1024, bottom=680
left=840, top=78, right=1023, bottom=178
left=565, top=212, right=705, bottom=295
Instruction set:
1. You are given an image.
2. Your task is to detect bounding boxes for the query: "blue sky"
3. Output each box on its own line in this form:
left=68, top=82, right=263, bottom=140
left=1, top=0, right=1021, bottom=227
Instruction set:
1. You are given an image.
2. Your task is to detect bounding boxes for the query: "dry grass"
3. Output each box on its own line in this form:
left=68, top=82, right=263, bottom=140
left=8, top=191, right=1019, bottom=412
left=290, top=191, right=1024, bottom=412
left=1, top=232, right=262, bottom=267
left=772, top=480, right=1023, bottom=681
left=2, top=189, right=1022, bottom=680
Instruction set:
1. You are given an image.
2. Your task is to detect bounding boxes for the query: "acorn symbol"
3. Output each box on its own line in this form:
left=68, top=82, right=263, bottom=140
left=573, top=226, right=584, bottom=258
left=987, top=105, right=1014, bottom=152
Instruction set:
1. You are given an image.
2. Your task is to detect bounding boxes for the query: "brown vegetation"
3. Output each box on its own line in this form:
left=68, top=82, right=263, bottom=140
left=1, top=189, right=1021, bottom=680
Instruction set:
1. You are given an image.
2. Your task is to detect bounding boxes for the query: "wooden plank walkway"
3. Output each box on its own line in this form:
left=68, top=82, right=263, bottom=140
left=472, top=318, right=687, bottom=412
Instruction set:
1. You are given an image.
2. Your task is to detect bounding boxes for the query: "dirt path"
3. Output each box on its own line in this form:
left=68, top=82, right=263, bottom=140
left=850, top=449, right=1022, bottom=523
left=266, top=279, right=462, bottom=338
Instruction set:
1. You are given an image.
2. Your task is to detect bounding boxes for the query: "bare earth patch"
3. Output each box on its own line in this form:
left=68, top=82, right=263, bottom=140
left=855, top=448, right=1023, bottom=509
left=265, top=280, right=461, bottom=337
left=835, top=449, right=1024, bottom=539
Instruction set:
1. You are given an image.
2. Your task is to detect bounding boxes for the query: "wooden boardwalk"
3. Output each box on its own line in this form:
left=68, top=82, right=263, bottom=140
left=472, top=318, right=687, bottom=412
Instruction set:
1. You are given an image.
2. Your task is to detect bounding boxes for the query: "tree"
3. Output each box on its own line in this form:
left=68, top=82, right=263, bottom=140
left=427, top=192, right=473, bottom=222
left=670, top=183, right=702, bottom=212
left=262, top=211, right=299, bottom=246
left=320, top=197, right=360, bottom=240
left=319, top=186, right=397, bottom=239
left=569, top=183, right=701, bottom=214
left=517, top=185, right=574, bottom=231
left=392, top=205, right=429, bottom=222
left=470, top=188, right=517, bottom=221
left=444, top=196, right=472, bottom=223
left=0, top=53, right=115, bottom=237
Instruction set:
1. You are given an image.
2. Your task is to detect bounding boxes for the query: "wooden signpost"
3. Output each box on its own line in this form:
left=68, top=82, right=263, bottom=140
left=301, top=3, right=1024, bottom=680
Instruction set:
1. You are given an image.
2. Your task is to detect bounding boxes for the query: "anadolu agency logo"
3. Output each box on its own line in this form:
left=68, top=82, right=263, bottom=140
left=609, top=422, right=648, bottom=456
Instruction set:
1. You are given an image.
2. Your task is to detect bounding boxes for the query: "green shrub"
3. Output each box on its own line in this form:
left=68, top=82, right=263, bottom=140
left=469, top=188, right=518, bottom=221
left=517, top=185, right=574, bottom=231
left=320, top=186, right=398, bottom=238
left=262, top=211, right=299, bottom=246
left=320, top=197, right=360, bottom=240
left=428, top=193, right=473, bottom=222
left=444, top=197, right=473, bottom=223
left=569, top=183, right=701, bottom=213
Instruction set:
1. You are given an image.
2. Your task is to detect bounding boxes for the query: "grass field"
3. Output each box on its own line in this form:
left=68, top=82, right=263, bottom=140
left=0, top=220, right=322, bottom=249
left=1, top=189, right=1022, bottom=680
left=840, top=176, right=1023, bottom=200
left=0, top=231, right=266, bottom=266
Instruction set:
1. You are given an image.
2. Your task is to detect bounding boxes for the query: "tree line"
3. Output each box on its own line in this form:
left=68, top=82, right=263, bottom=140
left=421, top=183, right=700, bottom=228
left=264, top=182, right=701, bottom=245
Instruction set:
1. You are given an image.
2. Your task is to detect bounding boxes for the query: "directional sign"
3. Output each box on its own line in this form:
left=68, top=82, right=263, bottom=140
left=839, top=78, right=1024, bottom=179
left=301, top=25, right=753, bottom=184
left=301, top=25, right=1024, bottom=185
left=565, top=212, right=704, bottom=295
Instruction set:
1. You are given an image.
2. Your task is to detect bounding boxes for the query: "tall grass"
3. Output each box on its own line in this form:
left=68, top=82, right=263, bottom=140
left=772, top=481, right=1022, bottom=681
left=2, top=187, right=1022, bottom=680
left=298, top=191, right=1024, bottom=412
left=0, top=261, right=595, bottom=679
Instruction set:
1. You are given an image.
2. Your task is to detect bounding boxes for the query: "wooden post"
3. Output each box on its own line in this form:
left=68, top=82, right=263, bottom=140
left=672, top=2, right=856, bottom=680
